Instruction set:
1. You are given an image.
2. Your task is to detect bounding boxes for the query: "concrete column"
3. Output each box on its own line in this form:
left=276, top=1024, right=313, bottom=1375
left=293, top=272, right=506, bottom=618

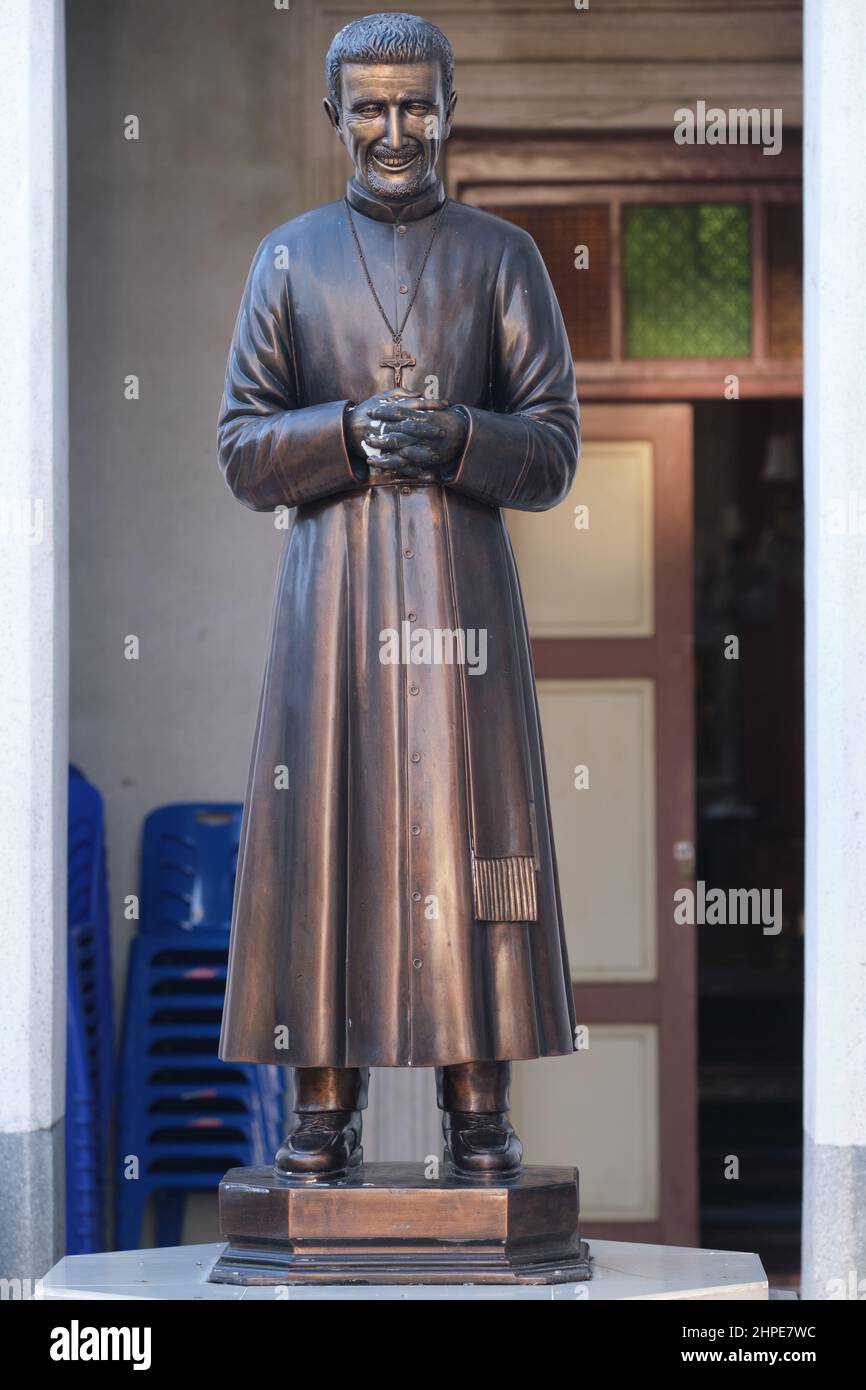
left=0, top=0, right=68, bottom=1282
left=802, top=0, right=866, bottom=1300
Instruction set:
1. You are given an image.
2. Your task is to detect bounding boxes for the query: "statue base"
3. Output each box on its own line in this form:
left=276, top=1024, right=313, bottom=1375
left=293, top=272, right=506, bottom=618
left=209, top=1161, right=591, bottom=1286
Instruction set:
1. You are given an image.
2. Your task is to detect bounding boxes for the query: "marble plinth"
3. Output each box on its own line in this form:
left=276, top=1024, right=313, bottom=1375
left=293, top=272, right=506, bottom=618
left=36, top=1238, right=769, bottom=1301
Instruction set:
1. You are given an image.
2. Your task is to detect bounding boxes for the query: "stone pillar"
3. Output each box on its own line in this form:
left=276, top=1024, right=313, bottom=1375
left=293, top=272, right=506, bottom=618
left=802, top=0, right=866, bottom=1300
left=0, top=0, right=68, bottom=1282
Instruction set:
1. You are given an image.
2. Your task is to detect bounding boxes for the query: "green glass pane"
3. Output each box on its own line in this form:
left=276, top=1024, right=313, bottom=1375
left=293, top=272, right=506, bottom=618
left=623, top=203, right=751, bottom=358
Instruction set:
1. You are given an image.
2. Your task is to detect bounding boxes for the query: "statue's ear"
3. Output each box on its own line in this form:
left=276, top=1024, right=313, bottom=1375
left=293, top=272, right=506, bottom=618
left=323, top=97, right=341, bottom=135
left=443, top=90, right=458, bottom=139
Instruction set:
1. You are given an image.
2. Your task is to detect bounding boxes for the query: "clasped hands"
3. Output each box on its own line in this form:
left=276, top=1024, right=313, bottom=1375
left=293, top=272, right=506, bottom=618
left=345, top=389, right=468, bottom=479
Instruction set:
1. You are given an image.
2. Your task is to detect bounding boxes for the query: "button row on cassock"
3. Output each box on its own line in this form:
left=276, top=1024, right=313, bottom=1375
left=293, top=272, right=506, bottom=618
left=402, top=492, right=424, bottom=980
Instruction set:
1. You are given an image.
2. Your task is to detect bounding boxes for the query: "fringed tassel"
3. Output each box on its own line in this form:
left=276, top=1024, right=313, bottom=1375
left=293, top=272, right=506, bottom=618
left=472, top=855, right=538, bottom=922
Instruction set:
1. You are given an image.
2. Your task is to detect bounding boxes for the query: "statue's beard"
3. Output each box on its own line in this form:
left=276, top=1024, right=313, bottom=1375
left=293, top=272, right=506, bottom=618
left=364, top=141, right=429, bottom=200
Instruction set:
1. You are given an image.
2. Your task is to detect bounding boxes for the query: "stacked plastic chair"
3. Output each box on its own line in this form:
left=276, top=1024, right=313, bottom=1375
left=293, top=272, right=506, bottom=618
left=66, top=975, right=103, bottom=1253
left=66, top=765, right=115, bottom=1254
left=115, top=803, right=286, bottom=1250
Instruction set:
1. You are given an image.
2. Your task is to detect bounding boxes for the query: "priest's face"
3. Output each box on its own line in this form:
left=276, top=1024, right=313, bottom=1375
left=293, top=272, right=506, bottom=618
left=325, top=60, right=456, bottom=201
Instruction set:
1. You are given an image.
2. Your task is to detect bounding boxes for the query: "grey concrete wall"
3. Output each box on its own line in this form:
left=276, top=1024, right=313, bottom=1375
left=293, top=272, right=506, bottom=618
left=67, top=0, right=304, bottom=999
left=66, top=0, right=309, bottom=1240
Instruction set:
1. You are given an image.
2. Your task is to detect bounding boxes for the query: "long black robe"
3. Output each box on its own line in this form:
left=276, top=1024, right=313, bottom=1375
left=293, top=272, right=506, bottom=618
left=218, top=177, right=579, bottom=1068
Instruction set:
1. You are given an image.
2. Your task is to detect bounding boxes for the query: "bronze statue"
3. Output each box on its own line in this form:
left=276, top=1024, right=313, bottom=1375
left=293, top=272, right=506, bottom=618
left=217, top=11, right=579, bottom=1184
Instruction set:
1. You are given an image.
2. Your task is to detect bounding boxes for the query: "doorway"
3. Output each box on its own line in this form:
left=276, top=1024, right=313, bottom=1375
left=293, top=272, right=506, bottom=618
left=694, top=398, right=803, bottom=1277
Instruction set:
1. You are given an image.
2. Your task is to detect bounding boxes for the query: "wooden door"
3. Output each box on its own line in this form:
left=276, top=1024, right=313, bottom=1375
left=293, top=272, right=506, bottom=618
left=509, top=403, right=697, bottom=1247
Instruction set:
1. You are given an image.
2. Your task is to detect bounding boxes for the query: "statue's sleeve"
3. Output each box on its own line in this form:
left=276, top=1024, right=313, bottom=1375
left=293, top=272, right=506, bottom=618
left=218, top=235, right=363, bottom=510
left=444, top=227, right=579, bottom=512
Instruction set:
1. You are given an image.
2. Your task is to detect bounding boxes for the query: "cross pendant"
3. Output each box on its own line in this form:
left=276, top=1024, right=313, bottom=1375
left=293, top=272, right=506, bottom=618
left=381, top=338, right=416, bottom=389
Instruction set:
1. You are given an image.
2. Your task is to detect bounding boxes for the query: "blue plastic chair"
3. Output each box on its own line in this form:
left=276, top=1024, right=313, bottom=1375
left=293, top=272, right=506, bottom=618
left=66, top=973, right=104, bottom=1253
left=139, top=804, right=243, bottom=934
left=68, top=767, right=114, bottom=1139
left=66, top=767, right=114, bottom=1255
left=115, top=925, right=285, bottom=1250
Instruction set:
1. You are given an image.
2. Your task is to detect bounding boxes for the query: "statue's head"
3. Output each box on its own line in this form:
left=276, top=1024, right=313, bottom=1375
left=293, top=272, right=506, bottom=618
left=324, top=12, right=457, bottom=202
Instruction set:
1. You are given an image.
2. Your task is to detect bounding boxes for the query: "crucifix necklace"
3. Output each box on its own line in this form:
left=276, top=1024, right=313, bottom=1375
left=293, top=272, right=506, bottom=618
left=345, top=196, right=449, bottom=388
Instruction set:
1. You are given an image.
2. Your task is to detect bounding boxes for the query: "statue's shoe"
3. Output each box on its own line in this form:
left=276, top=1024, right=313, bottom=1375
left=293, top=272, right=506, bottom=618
left=443, top=1110, right=523, bottom=1179
left=274, top=1109, right=363, bottom=1179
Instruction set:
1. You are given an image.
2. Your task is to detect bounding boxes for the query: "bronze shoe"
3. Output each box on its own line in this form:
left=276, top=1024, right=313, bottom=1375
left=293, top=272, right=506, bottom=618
left=443, top=1109, right=523, bottom=1179
left=274, top=1108, right=363, bottom=1179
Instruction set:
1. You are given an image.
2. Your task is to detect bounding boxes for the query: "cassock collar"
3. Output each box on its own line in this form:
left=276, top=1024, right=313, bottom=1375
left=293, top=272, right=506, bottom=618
left=345, top=176, right=447, bottom=223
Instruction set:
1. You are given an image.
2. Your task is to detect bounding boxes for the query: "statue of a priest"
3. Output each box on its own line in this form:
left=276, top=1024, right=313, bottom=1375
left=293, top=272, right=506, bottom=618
left=218, top=11, right=579, bottom=1181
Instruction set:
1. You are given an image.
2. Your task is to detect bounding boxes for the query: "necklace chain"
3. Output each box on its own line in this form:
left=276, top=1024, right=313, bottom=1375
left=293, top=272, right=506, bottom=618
left=345, top=195, right=449, bottom=346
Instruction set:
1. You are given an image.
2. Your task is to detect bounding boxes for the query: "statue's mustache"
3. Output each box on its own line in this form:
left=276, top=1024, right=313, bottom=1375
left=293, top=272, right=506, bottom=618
left=369, top=140, right=422, bottom=163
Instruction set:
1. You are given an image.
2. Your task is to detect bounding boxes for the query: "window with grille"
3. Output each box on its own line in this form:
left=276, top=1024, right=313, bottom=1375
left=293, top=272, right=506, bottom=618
left=484, top=190, right=802, bottom=394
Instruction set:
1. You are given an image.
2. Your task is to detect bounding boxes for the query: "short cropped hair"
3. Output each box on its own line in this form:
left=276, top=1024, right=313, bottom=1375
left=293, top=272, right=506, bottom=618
left=326, top=12, right=454, bottom=113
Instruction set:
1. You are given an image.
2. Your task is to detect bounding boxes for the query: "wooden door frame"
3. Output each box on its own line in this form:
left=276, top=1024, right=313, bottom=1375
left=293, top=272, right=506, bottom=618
left=535, top=403, right=697, bottom=1246
left=450, top=134, right=801, bottom=1244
